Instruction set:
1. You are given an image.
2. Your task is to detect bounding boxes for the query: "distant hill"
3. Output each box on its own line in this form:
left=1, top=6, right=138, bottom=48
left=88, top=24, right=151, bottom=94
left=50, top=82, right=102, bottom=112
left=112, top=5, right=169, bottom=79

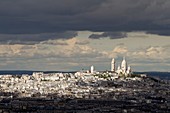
left=0, top=70, right=76, bottom=75
left=134, top=72, right=170, bottom=80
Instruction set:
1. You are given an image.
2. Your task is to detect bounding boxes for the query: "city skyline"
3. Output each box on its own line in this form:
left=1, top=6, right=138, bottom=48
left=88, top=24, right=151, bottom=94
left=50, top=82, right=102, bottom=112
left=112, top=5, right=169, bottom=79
left=0, top=0, right=170, bottom=72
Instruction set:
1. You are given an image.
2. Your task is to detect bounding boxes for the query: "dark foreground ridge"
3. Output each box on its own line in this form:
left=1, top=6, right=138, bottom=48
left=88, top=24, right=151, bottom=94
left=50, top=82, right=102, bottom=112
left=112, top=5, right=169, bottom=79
left=0, top=76, right=170, bottom=113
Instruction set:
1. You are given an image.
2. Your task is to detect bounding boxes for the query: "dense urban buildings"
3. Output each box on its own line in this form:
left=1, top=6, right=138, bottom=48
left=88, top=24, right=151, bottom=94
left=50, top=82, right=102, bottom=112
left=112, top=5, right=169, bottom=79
left=0, top=58, right=169, bottom=112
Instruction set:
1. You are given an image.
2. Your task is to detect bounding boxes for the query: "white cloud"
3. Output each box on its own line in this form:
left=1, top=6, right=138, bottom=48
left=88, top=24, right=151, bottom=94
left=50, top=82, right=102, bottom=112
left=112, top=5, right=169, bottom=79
left=131, top=46, right=170, bottom=60
left=0, top=44, right=24, bottom=56
left=113, top=46, right=128, bottom=53
left=0, top=38, right=108, bottom=70
left=0, top=38, right=102, bottom=58
left=108, top=45, right=128, bottom=58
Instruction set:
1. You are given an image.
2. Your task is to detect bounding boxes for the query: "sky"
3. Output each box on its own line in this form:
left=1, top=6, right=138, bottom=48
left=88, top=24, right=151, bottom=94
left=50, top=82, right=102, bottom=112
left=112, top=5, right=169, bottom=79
left=0, top=0, right=170, bottom=72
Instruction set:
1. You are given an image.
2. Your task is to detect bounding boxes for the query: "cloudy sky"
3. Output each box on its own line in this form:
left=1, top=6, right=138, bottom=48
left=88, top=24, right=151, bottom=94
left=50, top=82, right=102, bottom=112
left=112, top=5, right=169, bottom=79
left=0, top=0, right=170, bottom=71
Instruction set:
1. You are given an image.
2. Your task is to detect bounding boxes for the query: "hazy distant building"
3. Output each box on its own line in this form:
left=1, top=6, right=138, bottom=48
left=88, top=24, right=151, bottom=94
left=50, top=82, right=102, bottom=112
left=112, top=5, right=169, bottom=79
left=126, top=66, right=132, bottom=75
left=121, top=57, right=127, bottom=74
left=90, top=65, right=94, bottom=74
left=32, top=72, right=44, bottom=80
left=111, top=58, right=115, bottom=72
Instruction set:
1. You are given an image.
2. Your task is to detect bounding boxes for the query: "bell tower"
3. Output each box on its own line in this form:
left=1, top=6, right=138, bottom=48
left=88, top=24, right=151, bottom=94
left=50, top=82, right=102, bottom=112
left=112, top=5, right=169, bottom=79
left=111, top=58, right=115, bottom=72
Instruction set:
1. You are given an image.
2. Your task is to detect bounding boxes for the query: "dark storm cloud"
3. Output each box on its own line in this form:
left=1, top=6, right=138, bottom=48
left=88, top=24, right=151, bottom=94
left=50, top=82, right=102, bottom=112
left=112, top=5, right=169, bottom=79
left=89, top=32, right=127, bottom=39
left=0, top=0, right=170, bottom=39
left=0, top=31, right=77, bottom=44
left=0, top=0, right=104, bottom=34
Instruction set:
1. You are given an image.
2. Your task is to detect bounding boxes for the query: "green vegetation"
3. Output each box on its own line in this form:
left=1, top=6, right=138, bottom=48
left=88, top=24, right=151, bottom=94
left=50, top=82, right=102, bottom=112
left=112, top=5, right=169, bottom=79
left=93, top=72, right=142, bottom=80
left=130, top=74, right=141, bottom=78
left=93, top=73, right=111, bottom=79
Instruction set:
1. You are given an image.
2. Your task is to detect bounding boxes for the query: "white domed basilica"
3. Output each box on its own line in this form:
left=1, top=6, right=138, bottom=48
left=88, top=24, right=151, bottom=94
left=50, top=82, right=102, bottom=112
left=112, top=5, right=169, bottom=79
left=111, top=57, right=132, bottom=76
